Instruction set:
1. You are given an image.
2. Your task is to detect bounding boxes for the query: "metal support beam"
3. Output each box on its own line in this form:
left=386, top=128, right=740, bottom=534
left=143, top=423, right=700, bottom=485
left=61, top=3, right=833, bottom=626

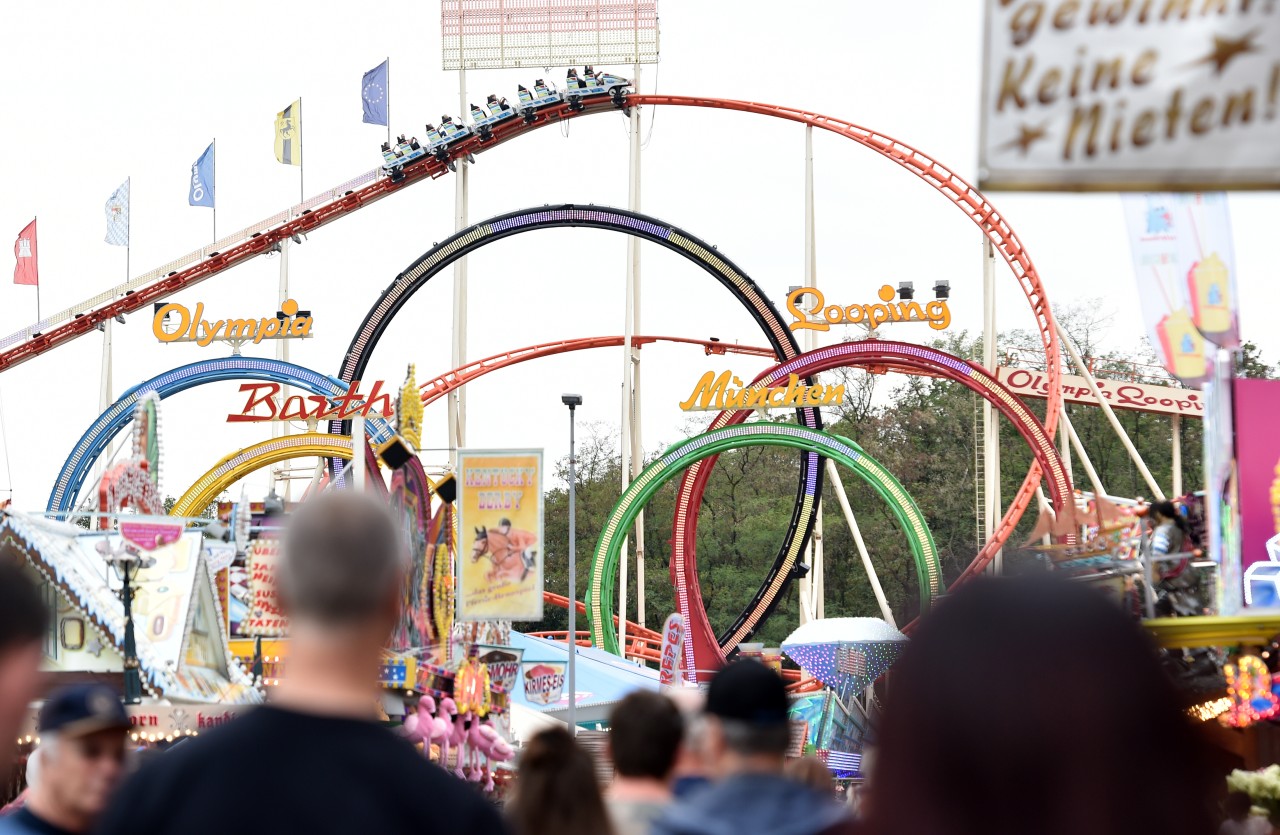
left=1056, top=324, right=1164, bottom=499
left=1060, top=406, right=1108, bottom=498
left=619, top=64, right=642, bottom=648
left=982, top=237, right=1001, bottom=573
left=1171, top=414, right=1183, bottom=497
left=450, top=66, right=470, bottom=468
left=825, top=458, right=895, bottom=627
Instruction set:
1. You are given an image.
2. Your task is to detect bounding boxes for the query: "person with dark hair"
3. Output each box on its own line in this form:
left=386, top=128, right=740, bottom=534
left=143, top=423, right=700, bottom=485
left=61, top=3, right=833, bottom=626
left=606, top=691, right=684, bottom=835
left=864, top=577, right=1216, bottom=835
left=0, top=685, right=130, bottom=834
left=652, top=660, right=850, bottom=835
left=1147, top=499, right=1193, bottom=587
left=0, top=560, right=47, bottom=766
left=97, top=492, right=508, bottom=835
left=506, top=727, right=614, bottom=835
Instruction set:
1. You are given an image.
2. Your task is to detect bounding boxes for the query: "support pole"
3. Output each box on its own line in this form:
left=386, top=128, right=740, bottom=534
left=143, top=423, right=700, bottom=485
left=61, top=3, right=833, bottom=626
left=276, top=229, right=291, bottom=497
left=982, top=237, right=1001, bottom=573
left=825, top=459, right=895, bottom=627
left=566, top=400, right=578, bottom=735
left=1057, top=324, right=1164, bottom=499
left=1060, top=406, right=1108, bottom=498
left=801, top=124, right=824, bottom=622
left=450, top=66, right=470, bottom=469
left=1171, top=414, right=1183, bottom=498
left=619, top=63, right=642, bottom=649
left=351, top=415, right=365, bottom=491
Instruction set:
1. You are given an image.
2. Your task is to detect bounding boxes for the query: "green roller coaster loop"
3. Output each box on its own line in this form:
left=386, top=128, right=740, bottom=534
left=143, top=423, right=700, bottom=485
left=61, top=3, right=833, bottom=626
left=586, top=423, right=942, bottom=656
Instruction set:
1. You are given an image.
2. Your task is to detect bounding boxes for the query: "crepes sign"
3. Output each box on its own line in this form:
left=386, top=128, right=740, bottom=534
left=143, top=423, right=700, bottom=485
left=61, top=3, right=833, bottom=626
left=980, top=1, right=1280, bottom=190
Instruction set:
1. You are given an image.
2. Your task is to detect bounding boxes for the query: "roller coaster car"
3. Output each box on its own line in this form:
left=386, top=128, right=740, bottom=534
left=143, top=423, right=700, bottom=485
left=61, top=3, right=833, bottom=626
left=380, top=136, right=425, bottom=178
left=517, top=80, right=562, bottom=123
left=565, top=65, right=632, bottom=111
left=470, top=94, right=516, bottom=140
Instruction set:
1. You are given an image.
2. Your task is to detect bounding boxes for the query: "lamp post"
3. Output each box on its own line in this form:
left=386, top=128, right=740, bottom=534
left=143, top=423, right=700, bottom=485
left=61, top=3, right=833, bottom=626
left=98, top=543, right=155, bottom=704
left=561, top=393, right=582, bottom=735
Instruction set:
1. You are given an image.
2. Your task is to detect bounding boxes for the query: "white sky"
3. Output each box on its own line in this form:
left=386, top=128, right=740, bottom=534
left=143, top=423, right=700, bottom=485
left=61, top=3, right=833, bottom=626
left=1, top=1, right=1277, bottom=512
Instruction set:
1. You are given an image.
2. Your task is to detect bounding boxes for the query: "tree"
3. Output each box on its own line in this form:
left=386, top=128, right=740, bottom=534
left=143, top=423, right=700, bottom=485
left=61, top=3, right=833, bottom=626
left=1237, top=341, right=1273, bottom=379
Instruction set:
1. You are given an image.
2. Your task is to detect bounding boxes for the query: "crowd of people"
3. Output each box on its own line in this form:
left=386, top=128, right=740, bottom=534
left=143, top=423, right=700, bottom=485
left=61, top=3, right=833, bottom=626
left=0, top=492, right=1265, bottom=834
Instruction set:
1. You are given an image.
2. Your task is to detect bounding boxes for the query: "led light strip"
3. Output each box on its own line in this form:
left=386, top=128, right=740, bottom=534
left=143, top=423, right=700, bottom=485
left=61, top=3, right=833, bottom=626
left=671, top=340, right=1073, bottom=677
left=169, top=434, right=356, bottom=518
left=48, top=358, right=392, bottom=516
left=587, top=423, right=937, bottom=657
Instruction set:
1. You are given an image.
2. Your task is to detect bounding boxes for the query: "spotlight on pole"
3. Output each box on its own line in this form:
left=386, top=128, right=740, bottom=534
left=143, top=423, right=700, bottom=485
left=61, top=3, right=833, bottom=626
left=933, top=280, right=950, bottom=300
left=561, top=393, right=582, bottom=735
left=898, top=282, right=915, bottom=300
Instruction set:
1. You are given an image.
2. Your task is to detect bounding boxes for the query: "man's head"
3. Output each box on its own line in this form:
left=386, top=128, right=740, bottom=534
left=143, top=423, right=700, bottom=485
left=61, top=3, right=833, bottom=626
left=609, top=690, right=684, bottom=784
left=699, top=660, right=792, bottom=777
left=278, top=491, right=407, bottom=640
left=30, top=685, right=129, bottom=832
left=0, top=560, right=47, bottom=756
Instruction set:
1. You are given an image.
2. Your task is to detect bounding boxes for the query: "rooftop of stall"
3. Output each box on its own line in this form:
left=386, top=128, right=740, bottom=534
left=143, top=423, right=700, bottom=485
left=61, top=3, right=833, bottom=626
left=507, top=631, right=662, bottom=730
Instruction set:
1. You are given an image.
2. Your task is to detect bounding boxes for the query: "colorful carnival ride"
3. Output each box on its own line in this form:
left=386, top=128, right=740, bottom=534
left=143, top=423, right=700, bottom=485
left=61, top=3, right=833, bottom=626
left=24, top=57, right=1258, bottom=783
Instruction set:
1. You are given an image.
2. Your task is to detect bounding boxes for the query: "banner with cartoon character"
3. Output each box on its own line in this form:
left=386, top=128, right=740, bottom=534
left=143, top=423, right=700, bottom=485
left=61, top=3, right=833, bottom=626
left=1122, top=192, right=1239, bottom=387
left=457, top=449, right=544, bottom=621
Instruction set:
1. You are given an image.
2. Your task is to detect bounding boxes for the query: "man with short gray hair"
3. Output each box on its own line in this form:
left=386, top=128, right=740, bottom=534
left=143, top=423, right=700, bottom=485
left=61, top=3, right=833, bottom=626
left=98, top=492, right=508, bottom=835
left=652, top=660, right=851, bottom=835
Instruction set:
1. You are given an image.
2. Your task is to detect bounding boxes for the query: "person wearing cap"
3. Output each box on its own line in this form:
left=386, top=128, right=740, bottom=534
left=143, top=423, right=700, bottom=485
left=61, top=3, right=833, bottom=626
left=651, top=660, right=851, bottom=835
left=0, top=685, right=130, bottom=835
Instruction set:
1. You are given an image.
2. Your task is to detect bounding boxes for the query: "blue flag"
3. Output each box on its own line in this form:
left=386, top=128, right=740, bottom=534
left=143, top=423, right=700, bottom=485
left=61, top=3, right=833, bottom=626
left=189, top=142, right=215, bottom=208
left=362, top=60, right=389, bottom=126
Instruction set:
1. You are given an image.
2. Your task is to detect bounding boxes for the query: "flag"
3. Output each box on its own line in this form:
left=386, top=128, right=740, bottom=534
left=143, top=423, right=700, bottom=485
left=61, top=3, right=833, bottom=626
left=104, top=178, right=130, bottom=247
left=13, top=219, right=37, bottom=286
left=362, top=60, right=389, bottom=126
left=189, top=142, right=215, bottom=208
left=274, top=99, right=301, bottom=166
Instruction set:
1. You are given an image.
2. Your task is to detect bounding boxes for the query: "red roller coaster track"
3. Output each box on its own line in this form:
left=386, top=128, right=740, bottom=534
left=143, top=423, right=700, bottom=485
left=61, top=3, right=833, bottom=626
left=10, top=92, right=1064, bottom=631
left=418, top=335, right=774, bottom=406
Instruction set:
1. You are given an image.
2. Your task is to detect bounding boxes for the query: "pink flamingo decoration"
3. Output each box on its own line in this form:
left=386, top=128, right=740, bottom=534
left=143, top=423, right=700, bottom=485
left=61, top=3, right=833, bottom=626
left=437, top=696, right=460, bottom=774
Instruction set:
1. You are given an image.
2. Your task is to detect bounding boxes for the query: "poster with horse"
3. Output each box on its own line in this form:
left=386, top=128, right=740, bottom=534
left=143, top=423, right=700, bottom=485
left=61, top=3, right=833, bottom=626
left=457, top=449, right=544, bottom=621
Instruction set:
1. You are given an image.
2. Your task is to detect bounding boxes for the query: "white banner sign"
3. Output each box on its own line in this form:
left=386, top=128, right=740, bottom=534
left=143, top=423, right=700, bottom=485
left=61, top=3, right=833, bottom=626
left=997, top=366, right=1204, bottom=417
left=980, top=2, right=1280, bottom=190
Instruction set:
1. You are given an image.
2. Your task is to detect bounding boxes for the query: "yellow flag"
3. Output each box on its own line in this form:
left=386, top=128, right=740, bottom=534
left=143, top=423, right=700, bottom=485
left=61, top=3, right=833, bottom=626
left=274, top=99, right=301, bottom=166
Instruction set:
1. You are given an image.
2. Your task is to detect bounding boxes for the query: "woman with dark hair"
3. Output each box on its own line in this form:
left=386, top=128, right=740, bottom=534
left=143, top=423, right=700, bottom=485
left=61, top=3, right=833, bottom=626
left=507, top=727, right=615, bottom=835
left=864, top=577, right=1215, bottom=835
left=1148, top=499, right=1193, bottom=584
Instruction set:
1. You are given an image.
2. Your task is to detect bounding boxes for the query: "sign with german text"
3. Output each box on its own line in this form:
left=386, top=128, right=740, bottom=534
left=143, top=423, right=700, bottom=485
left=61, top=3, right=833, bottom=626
left=521, top=662, right=566, bottom=707
left=457, top=450, right=544, bottom=621
left=996, top=366, right=1204, bottom=417
left=478, top=645, right=524, bottom=696
left=243, top=538, right=286, bottom=637
left=980, top=2, right=1280, bottom=190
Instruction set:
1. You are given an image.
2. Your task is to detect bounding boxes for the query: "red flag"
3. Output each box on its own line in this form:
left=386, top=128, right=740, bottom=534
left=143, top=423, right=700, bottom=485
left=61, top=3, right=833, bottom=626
left=13, top=220, right=37, bottom=286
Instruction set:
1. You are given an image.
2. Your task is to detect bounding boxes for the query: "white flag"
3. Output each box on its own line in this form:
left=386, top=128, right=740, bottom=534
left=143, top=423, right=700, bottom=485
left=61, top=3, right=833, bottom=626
left=104, top=178, right=130, bottom=246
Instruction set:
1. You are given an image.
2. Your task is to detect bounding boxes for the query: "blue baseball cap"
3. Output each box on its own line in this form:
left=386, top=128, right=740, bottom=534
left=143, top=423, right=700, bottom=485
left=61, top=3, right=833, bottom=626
left=37, top=685, right=130, bottom=738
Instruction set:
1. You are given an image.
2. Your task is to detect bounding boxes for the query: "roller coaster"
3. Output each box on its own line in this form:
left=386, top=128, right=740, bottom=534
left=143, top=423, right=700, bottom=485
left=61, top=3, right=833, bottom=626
left=25, top=71, right=1076, bottom=668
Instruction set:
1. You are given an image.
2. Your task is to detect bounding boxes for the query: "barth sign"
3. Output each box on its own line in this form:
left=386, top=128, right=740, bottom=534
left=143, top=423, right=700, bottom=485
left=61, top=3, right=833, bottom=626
left=996, top=366, right=1204, bottom=417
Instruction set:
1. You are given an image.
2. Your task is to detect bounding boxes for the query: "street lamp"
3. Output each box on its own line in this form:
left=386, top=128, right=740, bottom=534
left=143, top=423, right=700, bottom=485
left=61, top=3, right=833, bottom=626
left=97, top=542, right=156, bottom=704
left=561, top=393, right=583, bottom=735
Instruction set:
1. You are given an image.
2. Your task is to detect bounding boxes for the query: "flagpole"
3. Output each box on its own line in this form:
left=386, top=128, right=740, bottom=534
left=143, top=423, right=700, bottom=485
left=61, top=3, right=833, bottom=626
left=212, top=137, right=217, bottom=243
left=33, top=216, right=40, bottom=323
left=386, top=57, right=391, bottom=146
left=299, top=97, right=304, bottom=204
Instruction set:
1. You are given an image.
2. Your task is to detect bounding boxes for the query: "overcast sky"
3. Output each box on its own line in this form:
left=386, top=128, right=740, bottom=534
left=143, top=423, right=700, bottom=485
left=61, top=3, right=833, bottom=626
left=1, top=1, right=1277, bottom=513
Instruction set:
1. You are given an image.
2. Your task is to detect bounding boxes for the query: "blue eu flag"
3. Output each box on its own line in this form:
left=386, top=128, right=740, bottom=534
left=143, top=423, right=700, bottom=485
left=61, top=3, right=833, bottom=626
left=362, top=60, right=389, bottom=127
left=189, top=142, right=215, bottom=208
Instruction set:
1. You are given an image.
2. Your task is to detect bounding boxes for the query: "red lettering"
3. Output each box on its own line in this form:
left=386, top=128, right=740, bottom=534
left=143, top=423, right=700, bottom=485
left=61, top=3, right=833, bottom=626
left=279, top=395, right=309, bottom=420
left=227, top=383, right=280, bottom=422
left=361, top=380, right=394, bottom=418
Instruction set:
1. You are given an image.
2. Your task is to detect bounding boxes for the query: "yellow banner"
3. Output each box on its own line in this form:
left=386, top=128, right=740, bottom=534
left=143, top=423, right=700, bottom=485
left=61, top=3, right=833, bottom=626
left=457, top=449, right=544, bottom=621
